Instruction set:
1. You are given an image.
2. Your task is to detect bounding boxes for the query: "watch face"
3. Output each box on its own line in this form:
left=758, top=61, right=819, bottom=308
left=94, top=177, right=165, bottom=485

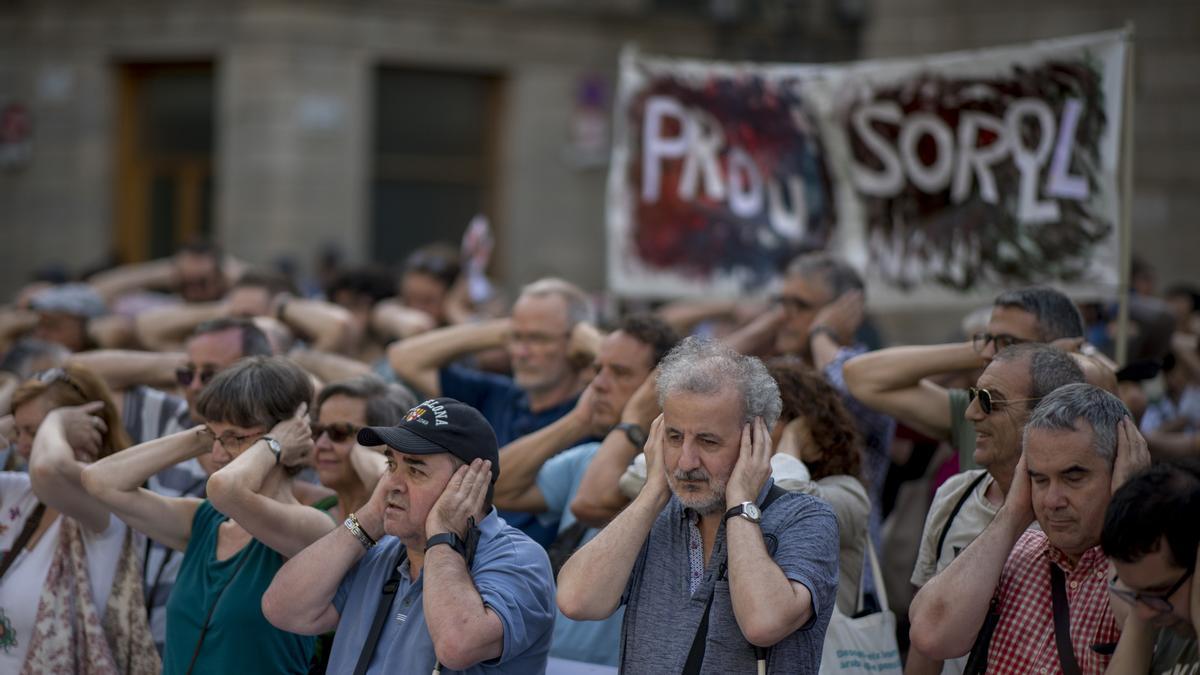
left=744, top=503, right=761, bottom=521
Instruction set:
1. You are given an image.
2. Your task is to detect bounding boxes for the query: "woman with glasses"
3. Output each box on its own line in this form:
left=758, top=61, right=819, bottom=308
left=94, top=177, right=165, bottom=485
left=1, top=365, right=158, bottom=674
left=83, top=356, right=319, bottom=675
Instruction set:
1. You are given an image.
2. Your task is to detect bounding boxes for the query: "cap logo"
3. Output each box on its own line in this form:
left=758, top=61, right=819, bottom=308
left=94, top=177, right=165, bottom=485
left=406, top=399, right=449, bottom=427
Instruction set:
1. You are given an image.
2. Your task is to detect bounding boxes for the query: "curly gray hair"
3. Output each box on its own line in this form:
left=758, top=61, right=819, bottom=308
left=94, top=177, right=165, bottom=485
left=656, top=336, right=782, bottom=429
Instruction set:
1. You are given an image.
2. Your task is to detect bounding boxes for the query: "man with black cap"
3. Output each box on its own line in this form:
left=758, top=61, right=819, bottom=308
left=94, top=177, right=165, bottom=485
left=262, top=397, right=556, bottom=674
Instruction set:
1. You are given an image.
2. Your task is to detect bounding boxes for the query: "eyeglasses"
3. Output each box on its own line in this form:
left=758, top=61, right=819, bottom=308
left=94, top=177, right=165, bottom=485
left=34, top=367, right=88, bottom=400
left=508, top=331, right=570, bottom=347
left=201, top=426, right=264, bottom=451
left=967, top=386, right=1041, bottom=416
left=972, top=332, right=1030, bottom=354
left=176, top=366, right=218, bottom=387
left=775, top=294, right=816, bottom=313
left=1109, top=569, right=1193, bottom=614
left=311, top=421, right=360, bottom=444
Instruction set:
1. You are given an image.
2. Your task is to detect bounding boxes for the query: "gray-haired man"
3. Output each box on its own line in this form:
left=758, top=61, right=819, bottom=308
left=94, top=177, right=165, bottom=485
left=557, top=337, right=839, bottom=673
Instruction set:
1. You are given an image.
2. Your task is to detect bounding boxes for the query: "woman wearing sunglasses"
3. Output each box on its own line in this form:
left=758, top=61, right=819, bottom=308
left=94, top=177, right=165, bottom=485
left=83, top=356, right=320, bottom=675
left=1, top=365, right=158, bottom=674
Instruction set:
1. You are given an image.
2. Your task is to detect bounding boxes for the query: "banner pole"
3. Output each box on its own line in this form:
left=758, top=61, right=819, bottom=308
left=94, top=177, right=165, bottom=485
left=1115, top=23, right=1135, bottom=367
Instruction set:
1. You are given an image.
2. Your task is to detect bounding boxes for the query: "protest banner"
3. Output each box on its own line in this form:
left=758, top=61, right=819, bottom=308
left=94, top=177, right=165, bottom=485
left=606, top=30, right=1131, bottom=307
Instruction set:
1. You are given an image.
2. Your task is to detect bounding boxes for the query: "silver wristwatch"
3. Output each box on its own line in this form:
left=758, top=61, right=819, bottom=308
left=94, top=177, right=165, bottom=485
left=262, top=436, right=282, bottom=465
left=724, top=501, right=762, bottom=524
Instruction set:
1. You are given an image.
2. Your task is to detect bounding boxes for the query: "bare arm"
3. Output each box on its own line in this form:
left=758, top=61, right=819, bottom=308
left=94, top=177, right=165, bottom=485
left=135, top=301, right=226, bottom=352
left=724, top=305, right=786, bottom=358
left=1104, top=611, right=1155, bottom=674
left=88, top=258, right=177, bottom=304
left=903, top=650, right=945, bottom=675
left=81, top=427, right=209, bottom=551
left=386, top=318, right=511, bottom=397
left=571, top=372, right=660, bottom=527
left=29, top=404, right=112, bottom=532
left=656, top=298, right=739, bottom=335
left=423, top=460, right=504, bottom=669
left=288, top=348, right=372, bottom=384
left=909, top=455, right=1032, bottom=659
left=206, top=406, right=336, bottom=558
left=1145, top=431, right=1200, bottom=462
left=843, top=342, right=984, bottom=442
left=558, top=416, right=671, bottom=621
left=277, top=298, right=355, bottom=354
left=371, top=299, right=436, bottom=341
left=68, top=349, right=185, bottom=391
left=493, top=388, right=593, bottom=514
left=348, top=444, right=387, bottom=494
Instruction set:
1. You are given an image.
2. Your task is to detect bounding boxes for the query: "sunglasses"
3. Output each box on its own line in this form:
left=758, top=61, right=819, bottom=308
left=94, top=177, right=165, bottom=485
left=34, top=367, right=88, bottom=400
left=1109, top=569, right=1193, bottom=614
left=972, top=332, right=1030, bottom=354
left=176, top=366, right=218, bottom=387
left=311, top=421, right=360, bottom=443
left=967, top=386, right=1040, bottom=416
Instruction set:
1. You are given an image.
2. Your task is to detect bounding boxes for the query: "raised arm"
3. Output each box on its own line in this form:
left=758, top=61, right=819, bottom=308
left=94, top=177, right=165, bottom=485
left=276, top=297, right=355, bottom=354
left=28, top=403, right=112, bottom=532
left=262, top=481, right=386, bottom=636
left=371, top=299, right=437, bottom=341
left=908, top=454, right=1033, bottom=659
left=205, top=405, right=337, bottom=558
left=348, top=443, right=387, bottom=494
left=81, top=426, right=209, bottom=551
left=724, top=305, right=787, bottom=358
left=493, top=386, right=594, bottom=514
left=88, top=257, right=177, bottom=304
left=571, top=371, right=659, bottom=527
left=135, top=301, right=227, bottom=352
left=843, top=342, right=983, bottom=441
left=68, top=349, right=185, bottom=392
left=558, top=416, right=671, bottom=621
left=288, top=348, right=373, bottom=384
left=386, top=318, right=510, bottom=397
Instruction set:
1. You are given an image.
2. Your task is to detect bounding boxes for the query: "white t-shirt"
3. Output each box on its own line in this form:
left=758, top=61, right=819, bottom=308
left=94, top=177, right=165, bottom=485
left=0, top=472, right=126, bottom=671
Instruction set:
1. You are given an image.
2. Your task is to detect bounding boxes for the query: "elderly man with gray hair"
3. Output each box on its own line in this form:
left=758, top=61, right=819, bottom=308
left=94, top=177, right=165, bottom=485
left=557, top=336, right=839, bottom=674
left=910, top=383, right=1152, bottom=674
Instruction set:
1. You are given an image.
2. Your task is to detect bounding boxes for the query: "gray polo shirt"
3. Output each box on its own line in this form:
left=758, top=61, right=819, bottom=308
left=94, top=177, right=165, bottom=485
left=619, top=481, right=840, bottom=674
left=329, top=509, right=556, bottom=674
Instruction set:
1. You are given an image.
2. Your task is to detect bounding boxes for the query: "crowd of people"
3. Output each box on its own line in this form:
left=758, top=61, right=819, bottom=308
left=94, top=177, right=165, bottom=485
left=0, top=239, right=1196, bottom=674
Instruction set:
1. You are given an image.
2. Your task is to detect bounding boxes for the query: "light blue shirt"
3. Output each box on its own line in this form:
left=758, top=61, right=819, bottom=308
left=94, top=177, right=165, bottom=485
left=328, top=509, right=555, bottom=674
left=536, top=442, right=624, bottom=666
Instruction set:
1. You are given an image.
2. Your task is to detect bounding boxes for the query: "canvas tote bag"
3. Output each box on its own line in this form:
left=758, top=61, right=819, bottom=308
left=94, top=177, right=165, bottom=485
left=818, top=537, right=903, bottom=674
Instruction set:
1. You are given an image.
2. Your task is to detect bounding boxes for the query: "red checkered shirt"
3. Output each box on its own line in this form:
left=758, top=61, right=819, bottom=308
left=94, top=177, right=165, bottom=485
left=985, top=530, right=1119, bottom=674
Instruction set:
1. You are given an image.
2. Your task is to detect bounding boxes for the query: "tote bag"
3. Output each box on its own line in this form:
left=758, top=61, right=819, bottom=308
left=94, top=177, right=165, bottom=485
left=818, top=538, right=903, bottom=675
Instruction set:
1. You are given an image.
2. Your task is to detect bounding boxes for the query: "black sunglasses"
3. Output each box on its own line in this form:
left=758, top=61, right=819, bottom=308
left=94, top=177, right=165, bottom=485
left=1109, top=569, right=1193, bottom=614
left=967, top=386, right=1040, bottom=416
left=175, top=366, right=218, bottom=387
left=972, top=332, right=1030, bottom=354
left=311, top=421, right=360, bottom=444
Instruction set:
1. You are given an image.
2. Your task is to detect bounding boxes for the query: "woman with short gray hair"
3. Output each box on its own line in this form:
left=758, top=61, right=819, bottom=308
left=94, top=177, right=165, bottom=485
left=83, top=356, right=320, bottom=674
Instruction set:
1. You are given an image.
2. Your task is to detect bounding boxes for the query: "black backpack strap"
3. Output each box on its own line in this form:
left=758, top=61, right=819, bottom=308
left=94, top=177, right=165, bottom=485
left=1050, top=564, right=1083, bottom=675
left=682, top=482, right=788, bottom=674
left=936, top=472, right=989, bottom=562
left=962, top=594, right=1002, bottom=675
left=352, top=547, right=408, bottom=675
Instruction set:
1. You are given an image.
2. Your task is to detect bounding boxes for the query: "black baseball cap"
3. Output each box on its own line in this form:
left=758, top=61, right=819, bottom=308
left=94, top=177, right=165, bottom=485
left=357, top=397, right=500, bottom=482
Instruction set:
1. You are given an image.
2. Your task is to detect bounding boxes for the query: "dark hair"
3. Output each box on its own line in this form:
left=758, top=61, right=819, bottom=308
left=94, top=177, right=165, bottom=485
left=233, top=269, right=299, bottom=297
left=0, top=338, right=70, bottom=380
left=195, top=356, right=314, bottom=430
left=316, top=374, right=417, bottom=427
left=785, top=253, right=864, bottom=298
left=992, top=343, right=1086, bottom=407
left=616, top=314, right=680, bottom=369
left=177, top=238, right=222, bottom=260
left=191, top=317, right=273, bottom=358
left=1101, top=459, right=1200, bottom=570
left=992, top=286, right=1084, bottom=342
left=404, top=243, right=461, bottom=290
left=326, top=266, right=397, bottom=306
left=768, top=358, right=864, bottom=482
left=1164, top=284, right=1200, bottom=314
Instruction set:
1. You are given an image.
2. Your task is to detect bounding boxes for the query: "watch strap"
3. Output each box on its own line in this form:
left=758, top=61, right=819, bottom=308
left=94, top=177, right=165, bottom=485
left=262, top=436, right=282, bottom=465
left=424, top=532, right=467, bottom=557
left=613, top=422, right=647, bottom=449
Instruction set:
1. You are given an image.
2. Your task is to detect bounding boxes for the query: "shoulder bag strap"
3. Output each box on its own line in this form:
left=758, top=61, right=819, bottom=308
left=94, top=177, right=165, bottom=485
left=962, top=593, right=1002, bottom=675
left=352, top=547, right=408, bottom=675
left=0, top=502, right=45, bottom=580
left=185, top=550, right=251, bottom=675
left=1050, top=563, right=1083, bottom=675
left=936, top=472, right=989, bottom=562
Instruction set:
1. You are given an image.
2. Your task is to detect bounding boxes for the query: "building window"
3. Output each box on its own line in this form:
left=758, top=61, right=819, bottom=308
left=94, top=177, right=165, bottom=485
left=371, top=68, right=501, bottom=267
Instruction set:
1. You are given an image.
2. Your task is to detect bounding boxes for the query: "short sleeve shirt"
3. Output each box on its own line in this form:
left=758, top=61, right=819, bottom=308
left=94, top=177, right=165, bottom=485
left=535, top=442, right=624, bottom=666
left=911, top=469, right=997, bottom=588
left=619, top=482, right=840, bottom=674
left=438, top=365, right=577, bottom=446
left=327, top=509, right=556, bottom=675
left=1150, top=629, right=1198, bottom=674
